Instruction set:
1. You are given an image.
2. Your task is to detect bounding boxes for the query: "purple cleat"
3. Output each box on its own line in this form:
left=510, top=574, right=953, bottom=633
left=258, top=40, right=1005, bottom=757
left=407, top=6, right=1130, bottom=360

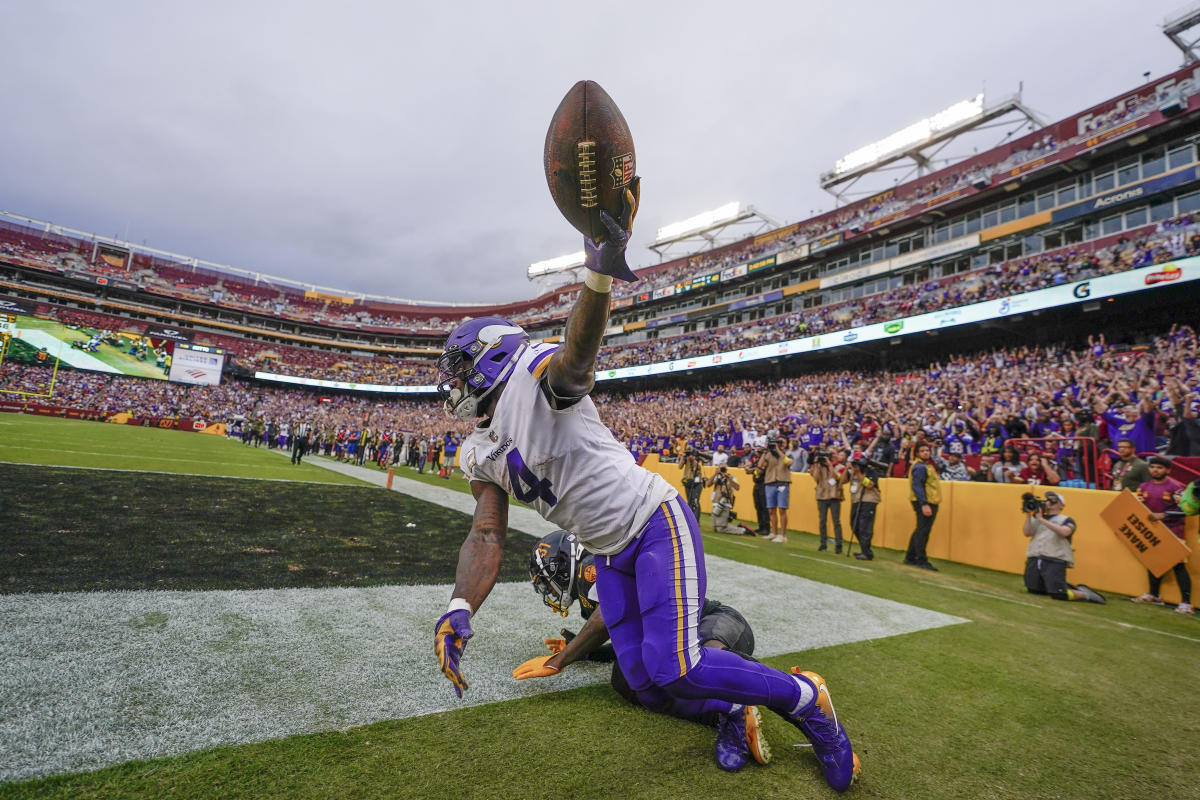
left=715, top=704, right=772, bottom=772
left=714, top=705, right=750, bottom=771
left=786, top=669, right=861, bottom=792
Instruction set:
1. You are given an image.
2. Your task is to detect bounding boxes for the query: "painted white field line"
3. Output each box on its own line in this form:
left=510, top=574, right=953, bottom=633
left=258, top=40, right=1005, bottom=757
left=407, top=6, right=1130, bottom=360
left=0, top=460, right=366, bottom=486
left=721, top=539, right=757, bottom=548
left=1110, top=620, right=1200, bottom=644
left=788, top=552, right=872, bottom=572
left=918, top=581, right=1043, bottom=608
left=0, top=443, right=261, bottom=466
left=0, top=561, right=966, bottom=783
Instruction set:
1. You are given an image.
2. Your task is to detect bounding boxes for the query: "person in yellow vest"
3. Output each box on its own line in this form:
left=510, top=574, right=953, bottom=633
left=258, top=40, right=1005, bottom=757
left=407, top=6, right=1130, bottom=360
left=905, top=442, right=941, bottom=571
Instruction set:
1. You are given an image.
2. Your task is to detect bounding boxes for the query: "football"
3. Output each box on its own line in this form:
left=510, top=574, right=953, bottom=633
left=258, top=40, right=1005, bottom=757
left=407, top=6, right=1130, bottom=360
left=544, top=80, right=636, bottom=241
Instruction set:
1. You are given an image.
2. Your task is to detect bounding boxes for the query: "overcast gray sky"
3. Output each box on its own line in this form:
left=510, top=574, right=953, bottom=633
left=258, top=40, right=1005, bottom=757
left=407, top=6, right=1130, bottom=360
left=0, top=1, right=1190, bottom=303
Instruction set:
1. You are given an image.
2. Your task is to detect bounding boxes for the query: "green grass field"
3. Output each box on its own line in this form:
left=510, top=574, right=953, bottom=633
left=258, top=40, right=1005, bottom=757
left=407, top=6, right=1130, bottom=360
left=0, top=415, right=363, bottom=483
left=2, top=414, right=1199, bottom=799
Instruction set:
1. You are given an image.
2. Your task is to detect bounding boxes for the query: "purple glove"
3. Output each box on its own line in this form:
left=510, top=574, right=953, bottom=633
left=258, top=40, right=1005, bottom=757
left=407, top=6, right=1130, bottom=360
left=584, top=177, right=640, bottom=283
left=434, top=608, right=473, bottom=698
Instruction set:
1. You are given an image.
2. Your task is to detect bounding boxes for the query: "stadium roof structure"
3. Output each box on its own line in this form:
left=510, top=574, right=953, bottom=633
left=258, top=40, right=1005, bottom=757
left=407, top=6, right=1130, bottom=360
left=819, top=92, right=1047, bottom=206
left=647, top=202, right=783, bottom=261
left=1164, top=3, right=1200, bottom=64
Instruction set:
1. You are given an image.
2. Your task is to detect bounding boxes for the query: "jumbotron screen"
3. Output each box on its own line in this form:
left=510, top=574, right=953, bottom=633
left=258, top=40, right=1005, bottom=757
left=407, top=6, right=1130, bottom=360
left=0, top=307, right=221, bottom=385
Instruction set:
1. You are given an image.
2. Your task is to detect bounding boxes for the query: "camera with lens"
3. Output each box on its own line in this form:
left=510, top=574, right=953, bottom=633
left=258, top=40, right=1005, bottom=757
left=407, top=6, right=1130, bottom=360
left=712, top=467, right=728, bottom=486
left=813, top=449, right=832, bottom=466
left=1021, top=492, right=1045, bottom=514
left=766, top=437, right=780, bottom=454
left=851, top=455, right=887, bottom=477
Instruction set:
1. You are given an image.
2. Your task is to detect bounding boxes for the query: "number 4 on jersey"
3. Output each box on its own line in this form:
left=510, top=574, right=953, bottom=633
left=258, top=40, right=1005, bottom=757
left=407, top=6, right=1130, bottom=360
left=506, top=448, right=558, bottom=506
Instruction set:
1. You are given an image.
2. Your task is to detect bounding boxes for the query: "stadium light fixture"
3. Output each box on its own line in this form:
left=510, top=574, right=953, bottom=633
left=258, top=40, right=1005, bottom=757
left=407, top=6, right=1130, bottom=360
left=834, top=94, right=984, bottom=176
left=654, top=202, right=741, bottom=245
left=527, top=251, right=585, bottom=279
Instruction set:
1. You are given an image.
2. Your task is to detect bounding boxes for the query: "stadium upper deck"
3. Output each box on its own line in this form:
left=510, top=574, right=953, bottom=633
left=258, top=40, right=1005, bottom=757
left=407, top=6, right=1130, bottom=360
left=2, top=63, right=1199, bottom=375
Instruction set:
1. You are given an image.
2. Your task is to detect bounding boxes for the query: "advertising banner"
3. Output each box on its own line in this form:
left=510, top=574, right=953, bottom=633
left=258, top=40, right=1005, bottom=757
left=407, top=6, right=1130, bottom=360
left=144, top=325, right=193, bottom=343
left=810, top=232, right=843, bottom=254
left=595, top=255, right=1200, bottom=382
left=1051, top=165, right=1200, bottom=224
left=168, top=343, right=225, bottom=386
left=0, top=295, right=36, bottom=315
left=776, top=242, right=811, bottom=264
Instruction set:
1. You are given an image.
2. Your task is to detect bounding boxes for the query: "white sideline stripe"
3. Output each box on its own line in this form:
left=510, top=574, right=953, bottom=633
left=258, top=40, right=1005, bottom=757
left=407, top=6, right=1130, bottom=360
left=920, top=581, right=1043, bottom=608
left=721, top=539, right=757, bottom=547
left=1111, top=620, right=1200, bottom=644
left=788, top=552, right=872, bottom=573
left=0, top=460, right=366, bottom=486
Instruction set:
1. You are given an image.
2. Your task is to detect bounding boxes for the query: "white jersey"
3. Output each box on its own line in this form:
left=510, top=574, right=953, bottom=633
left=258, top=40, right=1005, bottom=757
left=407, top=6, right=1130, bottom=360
left=460, top=342, right=677, bottom=556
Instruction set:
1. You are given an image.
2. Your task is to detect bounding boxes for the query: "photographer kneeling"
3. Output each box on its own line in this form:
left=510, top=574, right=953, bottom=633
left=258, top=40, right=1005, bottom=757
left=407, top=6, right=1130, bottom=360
left=1021, top=490, right=1106, bottom=604
left=709, top=467, right=753, bottom=535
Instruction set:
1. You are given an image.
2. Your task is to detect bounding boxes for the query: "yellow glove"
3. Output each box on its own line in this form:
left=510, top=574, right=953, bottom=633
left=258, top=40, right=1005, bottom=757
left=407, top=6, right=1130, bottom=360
left=544, top=638, right=567, bottom=655
left=513, top=655, right=562, bottom=680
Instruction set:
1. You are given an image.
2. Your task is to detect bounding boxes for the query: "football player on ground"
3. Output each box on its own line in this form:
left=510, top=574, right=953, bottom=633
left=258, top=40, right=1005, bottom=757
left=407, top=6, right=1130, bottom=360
left=515, top=531, right=770, bottom=771
left=432, top=181, right=859, bottom=790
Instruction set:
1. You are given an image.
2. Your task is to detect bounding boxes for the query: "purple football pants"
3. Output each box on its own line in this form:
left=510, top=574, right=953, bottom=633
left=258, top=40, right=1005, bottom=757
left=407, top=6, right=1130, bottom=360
left=594, top=495, right=805, bottom=717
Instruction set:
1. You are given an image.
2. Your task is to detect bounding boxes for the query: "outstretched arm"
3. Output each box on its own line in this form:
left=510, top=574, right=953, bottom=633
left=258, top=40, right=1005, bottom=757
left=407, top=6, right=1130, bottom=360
left=434, top=479, right=509, bottom=697
left=452, top=480, right=510, bottom=610
left=513, top=606, right=612, bottom=680
left=545, top=180, right=640, bottom=402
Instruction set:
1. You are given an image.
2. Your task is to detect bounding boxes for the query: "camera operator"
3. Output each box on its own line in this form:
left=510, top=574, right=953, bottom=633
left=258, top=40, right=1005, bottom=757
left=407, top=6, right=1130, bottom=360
left=847, top=456, right=883, bottom=560
left=681, top=450, right=705, bottom=519
left=810, top=449, right=846, bottom=553
left=708, top=466, right=750, bottom=535
left=747, top=444, right=770, bottom=536
left=758, top=436, right=793, bottom=543
left=1021, top=491, right=1105, bottom=604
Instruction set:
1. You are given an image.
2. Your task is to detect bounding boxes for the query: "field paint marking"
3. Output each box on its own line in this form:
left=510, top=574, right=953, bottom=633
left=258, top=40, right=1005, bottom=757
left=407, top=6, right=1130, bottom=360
left=0, top=443, right=265, bottom=466
left=0, top=460, right=365, bottom=487
left=720, top=539, right=757, bottom=548
left=1110, top=620, right=1200, bottom=644
left=788, top=552, right=872, bottom=572
left=919, top=581, right=1043, bottom=608
left=0, top=563, right=966, bottom=783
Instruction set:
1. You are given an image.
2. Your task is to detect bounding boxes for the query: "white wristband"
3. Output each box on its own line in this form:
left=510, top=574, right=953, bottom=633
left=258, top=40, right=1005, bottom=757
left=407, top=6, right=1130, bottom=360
left=447, top=597, right=472, bottom=615
left=583, top=271, right=613, bottom=293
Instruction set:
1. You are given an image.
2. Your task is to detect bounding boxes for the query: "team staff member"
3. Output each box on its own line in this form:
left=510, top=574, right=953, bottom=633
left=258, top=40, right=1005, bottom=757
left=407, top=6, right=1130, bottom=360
left=905, top=443, right=940, bottom=571
left=432, top=182, right=858, bottom=791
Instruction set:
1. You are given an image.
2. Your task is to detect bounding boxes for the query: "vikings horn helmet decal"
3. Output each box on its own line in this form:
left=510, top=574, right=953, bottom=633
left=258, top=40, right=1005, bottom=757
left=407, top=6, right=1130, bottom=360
left=437, top=317, right=529, bottom=419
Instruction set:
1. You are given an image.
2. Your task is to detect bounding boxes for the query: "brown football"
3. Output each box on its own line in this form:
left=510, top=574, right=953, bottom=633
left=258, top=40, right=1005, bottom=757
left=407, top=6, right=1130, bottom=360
left=544, top=80, right=636, bottom=241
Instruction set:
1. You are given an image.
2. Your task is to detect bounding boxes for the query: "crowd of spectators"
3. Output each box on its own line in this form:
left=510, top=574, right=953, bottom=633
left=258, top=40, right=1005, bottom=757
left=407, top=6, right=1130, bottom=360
left=596, top=214, right=1200, bottom=370
left=5, top=320, right=1199, bottom=493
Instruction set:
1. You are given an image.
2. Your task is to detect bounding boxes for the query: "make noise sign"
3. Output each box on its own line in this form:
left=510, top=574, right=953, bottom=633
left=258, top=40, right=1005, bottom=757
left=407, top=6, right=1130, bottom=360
left=1099, top=490, right=1191, bottom=577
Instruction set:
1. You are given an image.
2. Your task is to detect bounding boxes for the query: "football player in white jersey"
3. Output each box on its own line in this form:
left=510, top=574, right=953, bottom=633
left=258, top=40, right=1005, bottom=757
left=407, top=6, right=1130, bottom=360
left=432, top=181, right=859, bottom=790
